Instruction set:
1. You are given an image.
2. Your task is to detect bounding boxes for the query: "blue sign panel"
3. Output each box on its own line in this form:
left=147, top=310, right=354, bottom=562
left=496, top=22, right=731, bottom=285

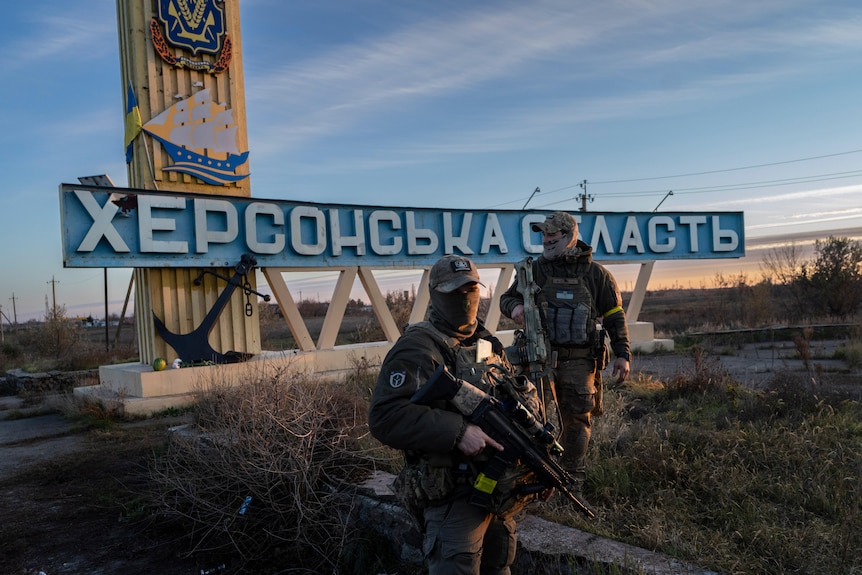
left=60, top=184, right=745, bottom=268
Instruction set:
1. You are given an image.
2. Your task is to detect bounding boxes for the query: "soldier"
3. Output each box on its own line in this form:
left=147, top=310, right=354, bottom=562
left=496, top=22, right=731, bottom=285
left=500, top=211, right=631, bottom=513
left=369, top=255, right=541, bottom=575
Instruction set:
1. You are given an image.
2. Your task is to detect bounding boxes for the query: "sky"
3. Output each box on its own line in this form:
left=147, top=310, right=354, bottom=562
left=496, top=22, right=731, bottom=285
left=1, top=0, right=861, bottom=324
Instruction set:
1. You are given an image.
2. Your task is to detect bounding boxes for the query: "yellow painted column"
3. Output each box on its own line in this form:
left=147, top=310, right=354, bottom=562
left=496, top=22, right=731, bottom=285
left=117, top=0, right=260, bottom=364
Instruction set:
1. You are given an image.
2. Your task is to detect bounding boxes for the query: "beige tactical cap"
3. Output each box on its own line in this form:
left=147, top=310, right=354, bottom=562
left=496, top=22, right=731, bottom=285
left=429, top=255, right=483, bottom=293
left=531, top=211, right=576, bottom=234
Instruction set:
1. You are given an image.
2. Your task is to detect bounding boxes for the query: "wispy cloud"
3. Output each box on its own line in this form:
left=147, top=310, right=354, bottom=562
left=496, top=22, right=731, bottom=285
left=718, top=183, right=862, bottom=207
left=2, top=11, right=115, bottom=71
left=782, top=207, right=862, bottom=220
left=247, top=0, right=862, bottom=168
left=247, top=3, right=601, bottom=151
left=749, top=211, right=862, bottom=231
left=732, top=183, right=862, bottom=237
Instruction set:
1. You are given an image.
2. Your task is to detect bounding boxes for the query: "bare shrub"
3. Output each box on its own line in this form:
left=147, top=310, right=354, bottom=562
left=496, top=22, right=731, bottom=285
left=7, top=309, right=138, bottom=372
left=15, top=309, right=87, bottom=369
left=149, top=365, right=385, bottom=572
left=665, top=346, right=731, bottom=398
left=341, top=353, right=377, bottom=397
left=44, top=389, right=126, bottom=429
left=297, top=298, right=329, bottom=317
left=386, top=289, right=415, bottom=329
left=760, top=241, right=810, bottom=320
left=836, top=338, right=862, bottom=370
left=739, top=369, right=831, bottom=423
left=0, top=342, right=22, bottom=372
left=793, top=326, right=814, bottom=374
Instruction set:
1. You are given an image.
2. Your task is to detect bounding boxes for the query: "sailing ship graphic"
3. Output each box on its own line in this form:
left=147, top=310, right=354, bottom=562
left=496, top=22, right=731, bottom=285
left=143, top=88, right=249, bottom=186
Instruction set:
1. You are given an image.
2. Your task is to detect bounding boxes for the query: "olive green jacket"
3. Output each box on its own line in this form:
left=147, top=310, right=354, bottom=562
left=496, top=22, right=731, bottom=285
left=368, top=320, right=508, bottom=453
left=499, top=240, right=631, bottom=360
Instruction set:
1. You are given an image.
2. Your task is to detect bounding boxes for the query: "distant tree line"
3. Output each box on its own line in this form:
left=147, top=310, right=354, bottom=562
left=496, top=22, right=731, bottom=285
left=255, top=237, right=861, bottom=339
left=760, top=236, right=862, bottom=321
left=638, top=236, right=862, bottom=334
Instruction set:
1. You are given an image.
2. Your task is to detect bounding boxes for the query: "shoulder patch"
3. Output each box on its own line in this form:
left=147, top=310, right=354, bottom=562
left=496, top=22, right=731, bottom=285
left=388, top=370, right=407, bottom=388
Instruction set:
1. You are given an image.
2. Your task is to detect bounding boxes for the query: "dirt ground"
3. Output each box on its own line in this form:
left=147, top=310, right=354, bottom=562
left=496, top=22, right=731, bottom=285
left=0, top=406, right=205, bottom=575
left=638, top=338, right=844, bottom=379
left=0, top=341, right=857, bottom=575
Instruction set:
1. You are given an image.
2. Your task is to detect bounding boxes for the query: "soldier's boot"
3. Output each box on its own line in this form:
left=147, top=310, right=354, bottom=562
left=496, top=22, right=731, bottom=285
left=568, top=471, right=597, bottom=518
left=561, top=414, right=596, bottom=516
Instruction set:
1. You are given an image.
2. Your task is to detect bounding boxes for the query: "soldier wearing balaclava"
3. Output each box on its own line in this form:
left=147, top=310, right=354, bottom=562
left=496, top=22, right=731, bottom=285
left=500, top=211, right=631, bottom=515
left=369, top=255, right=544, bottom=575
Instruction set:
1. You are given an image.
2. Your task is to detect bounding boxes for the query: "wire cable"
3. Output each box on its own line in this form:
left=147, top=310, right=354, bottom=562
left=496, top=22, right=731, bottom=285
left=587, top=148, right=862, bottom=185
left=598, top=170, right=862, bottom=198
left=489, top=148, right=862, bottom=209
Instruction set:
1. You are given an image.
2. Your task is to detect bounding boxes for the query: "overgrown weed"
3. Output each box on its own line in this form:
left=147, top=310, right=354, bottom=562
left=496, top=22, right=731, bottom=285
left=547, top=346, right=862, bottom=575
left=835, top=336, right=862, bottom=370
left=45, top=391, right=126, bottom=431
left=148, top=364, right=405, bottom=574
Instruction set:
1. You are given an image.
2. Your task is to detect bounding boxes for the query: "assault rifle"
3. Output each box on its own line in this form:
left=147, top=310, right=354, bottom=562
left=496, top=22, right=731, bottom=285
left=505, top=257, right=559, bottom=426
left=411, top=364, right=596, bottom=519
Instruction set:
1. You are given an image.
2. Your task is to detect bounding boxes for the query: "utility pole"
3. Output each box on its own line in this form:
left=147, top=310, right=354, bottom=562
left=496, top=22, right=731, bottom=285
left=0, top=306, right=13, bottom=343
left=104, top=268, right=110, bottom=352
left=47, top=276, right=59, bottom=319
left=577, top=180, right=594, bottom=212
left=9, top=293, right=18, bottom=332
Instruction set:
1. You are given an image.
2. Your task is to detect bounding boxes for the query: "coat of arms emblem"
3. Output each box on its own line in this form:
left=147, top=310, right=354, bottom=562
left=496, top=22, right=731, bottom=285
left=151, top=0, right=232, bottom=73
left=158, top=0, right=225, bottom=55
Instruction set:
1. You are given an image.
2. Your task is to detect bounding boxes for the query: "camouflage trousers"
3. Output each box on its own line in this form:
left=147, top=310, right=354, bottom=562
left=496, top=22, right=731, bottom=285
left=553, top=357, right=600, bottom=481
left=423, top=490, right=517, bottom=575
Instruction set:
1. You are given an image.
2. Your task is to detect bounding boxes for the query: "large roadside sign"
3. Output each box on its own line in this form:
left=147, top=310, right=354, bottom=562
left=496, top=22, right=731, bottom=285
left=60, top=183, right=744, bottom=269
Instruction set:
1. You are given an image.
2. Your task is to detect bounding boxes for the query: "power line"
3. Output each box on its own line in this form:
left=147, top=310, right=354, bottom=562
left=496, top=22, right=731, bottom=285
left=596, top=170, right=862, bottom=198
left=587, top=148, right=862, bottom=185
left=523, top=170, right=862, bottom=209
left=489, top=148, right=862, bottom=209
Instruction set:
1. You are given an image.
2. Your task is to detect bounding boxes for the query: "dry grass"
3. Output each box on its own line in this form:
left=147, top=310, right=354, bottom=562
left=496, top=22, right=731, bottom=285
left=835, top=332, right=862, bottom=370
left=538, top=347, right=862, bottom=575
left=147, top=363, right=403, bottom=574
left=136, top=346, right=861, bottom=575
left=130, top=337, right=862, bottom=575
left=0, top=319, right=137, bottom=373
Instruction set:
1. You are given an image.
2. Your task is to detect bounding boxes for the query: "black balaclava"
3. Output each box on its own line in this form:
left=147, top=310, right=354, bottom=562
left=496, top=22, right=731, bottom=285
left=429, top=285, right=480, bottom=340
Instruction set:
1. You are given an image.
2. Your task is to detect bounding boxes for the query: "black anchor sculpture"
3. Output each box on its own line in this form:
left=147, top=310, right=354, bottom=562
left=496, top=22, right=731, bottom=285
left=152, top=253, right=271, bottom=364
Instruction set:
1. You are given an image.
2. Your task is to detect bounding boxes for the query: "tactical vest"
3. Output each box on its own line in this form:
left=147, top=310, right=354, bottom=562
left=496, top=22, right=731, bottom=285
left=407, top=321, right=507, bottom=395
left=540, top=272, right=597, bottom=347
left=398, top=322, right=545, bottom=518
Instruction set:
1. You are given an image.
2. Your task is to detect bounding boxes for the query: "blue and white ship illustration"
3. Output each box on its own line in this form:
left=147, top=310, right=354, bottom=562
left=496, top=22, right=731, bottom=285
left=143, top=89, right=249, bottom=185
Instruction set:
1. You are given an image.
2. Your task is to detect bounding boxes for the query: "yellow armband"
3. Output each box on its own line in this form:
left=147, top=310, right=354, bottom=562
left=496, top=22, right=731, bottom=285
left=603, top=305, right=623, bottom=318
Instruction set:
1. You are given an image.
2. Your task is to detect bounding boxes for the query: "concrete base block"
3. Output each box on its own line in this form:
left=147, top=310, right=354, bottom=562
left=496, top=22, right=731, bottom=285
left=74, top=384, right=198, bottom=416
left=77, top=321, right=672, bottom=416
left=627, top=321, right=654, bottom=341
left=627, top=322, right=674, bottom=352
left=631, top=338, right=675, bottom=354
left=76, top=342, right=396, bottom=417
